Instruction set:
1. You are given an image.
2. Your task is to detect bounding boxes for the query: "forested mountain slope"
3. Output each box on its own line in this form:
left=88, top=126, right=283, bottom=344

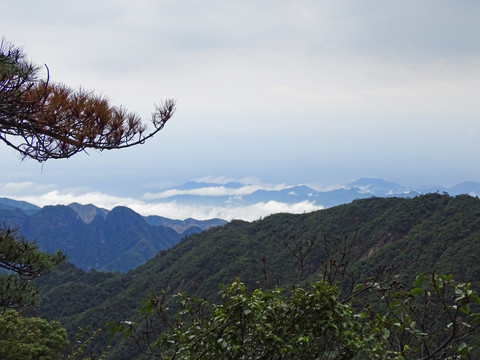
left=0, top=205, right=182, bottom=272
left=33, top=193, right=480, bottom=358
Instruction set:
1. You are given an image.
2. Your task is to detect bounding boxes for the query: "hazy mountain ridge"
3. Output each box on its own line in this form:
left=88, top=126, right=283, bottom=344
left=144, top=177, right=480, bottom=209
left=143, top=215, right=226, bottom=234
left=0, top=204, right=225, bottom=272
left=0, top=197, right=41, bottom=215
left=2, top=178, right=479, bottom=218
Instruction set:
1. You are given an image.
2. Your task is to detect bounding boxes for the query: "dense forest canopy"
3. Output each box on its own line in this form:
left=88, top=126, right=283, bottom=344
left=32, top=193, right=480, bottom=359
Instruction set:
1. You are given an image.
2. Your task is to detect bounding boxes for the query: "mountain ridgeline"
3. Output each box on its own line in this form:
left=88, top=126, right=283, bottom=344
left=0, top=201, right=226, bottom=272
left=32, top=193, right=480, bottom=359
left=137, top=177, right=480, bottom=209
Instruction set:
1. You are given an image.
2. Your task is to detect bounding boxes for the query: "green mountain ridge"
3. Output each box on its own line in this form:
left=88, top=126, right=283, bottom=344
left=0, top=202, right=226, bottom=272
left=0, top=205, right=180, bottom=272
left=32, top=193, right=480, bottom=358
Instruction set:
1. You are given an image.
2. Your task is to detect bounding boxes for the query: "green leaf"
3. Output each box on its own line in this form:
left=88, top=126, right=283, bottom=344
left=412, top=274, right=425, bottom=288
left=459, top=303, right=471, bottom=315
left=353, top=283, right=364, bottom=293
left=410, top=287, right=423, bottom=296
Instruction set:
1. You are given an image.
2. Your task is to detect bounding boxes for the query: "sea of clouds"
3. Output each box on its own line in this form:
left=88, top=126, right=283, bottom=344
left=0, top=178, right=323, bottom=221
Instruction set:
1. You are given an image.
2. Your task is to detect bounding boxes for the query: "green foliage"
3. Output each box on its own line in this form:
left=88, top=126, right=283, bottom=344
left=0, top=227, right=64, bottom=310
left=0, top=229, right=71, bottom=359
left=367, top=273, right=480, bottom=359
left=0, top=227, right=107, bottom=360
left=0, top=310, right=69, bottom=360
left=111, top=274, right=480, bottom=359
left=111, top=279, right=383, bottom=359
left=65, top=326, right=111, bottom=360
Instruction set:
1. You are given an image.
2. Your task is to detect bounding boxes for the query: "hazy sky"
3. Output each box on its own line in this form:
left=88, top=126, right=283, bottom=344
left=1, top=1, right=480, bottom=219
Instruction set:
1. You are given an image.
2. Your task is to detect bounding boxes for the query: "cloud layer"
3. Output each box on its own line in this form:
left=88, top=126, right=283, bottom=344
left=1, top=181, right=322, bottom=221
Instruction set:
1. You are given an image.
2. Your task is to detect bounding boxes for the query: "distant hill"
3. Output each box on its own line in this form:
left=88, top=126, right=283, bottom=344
left=67, top=202, right=109, bottom=224
left=446, top=181, right=480, bottom=196
left=33, top=193, right=480, bottom=358
left=144, top=215, right=227, bottom=233
left=143, top=177, right=480, bottom=210
left=0, top=203, right=225, bottom=272
left=0, top=197, right=40, bottom=215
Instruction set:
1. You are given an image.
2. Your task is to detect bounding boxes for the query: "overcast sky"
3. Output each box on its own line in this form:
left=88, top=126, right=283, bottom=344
left=1, top=1, right=480, bottom=219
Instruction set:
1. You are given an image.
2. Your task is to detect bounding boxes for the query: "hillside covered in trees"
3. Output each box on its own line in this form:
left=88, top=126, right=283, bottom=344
left=32, top=193, right=480, bottom=358
left=0, top=202, right=226, bottom=272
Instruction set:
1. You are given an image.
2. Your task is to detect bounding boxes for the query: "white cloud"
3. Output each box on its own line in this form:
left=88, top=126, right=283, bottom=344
left=8, top=193, right=322, bottom=222
left=128, top=199, right=322, bottom=221
left=355, top=186, right=373, bottom=194
left=8, top=191, right=142, bottom=211
left=305, top=182, right=348, bottom=192
left=143, top=181, right=293, bottom=200
left=143, top=185, right=263, bottom=199
left=1, top=181, right=323, bottom=221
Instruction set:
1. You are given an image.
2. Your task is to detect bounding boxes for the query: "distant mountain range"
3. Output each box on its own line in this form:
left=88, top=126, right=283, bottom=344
left=1, top=177, right=479, bottom=272
left=0, top=201, right=226, bottom=272
left=143, top=177, right=480, bottom=208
